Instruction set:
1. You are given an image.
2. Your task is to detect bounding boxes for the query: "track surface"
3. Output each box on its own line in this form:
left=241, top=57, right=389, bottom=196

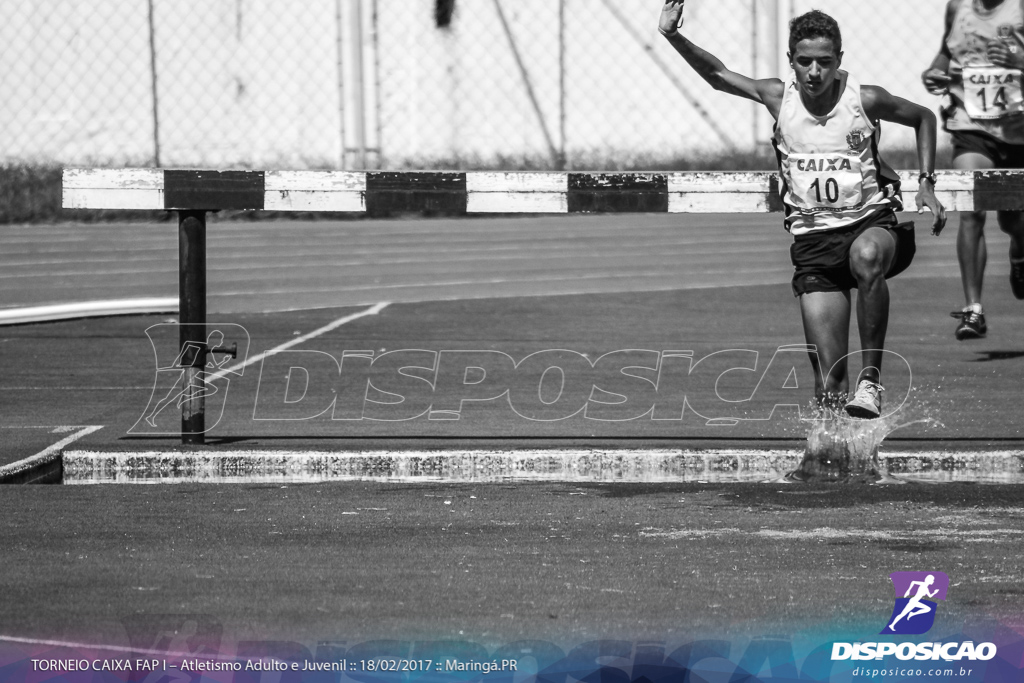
left=1, top=213, right=1023, bottom=656
left=2, top=212, right=1023, bottom=466
left=1, top=278, right=1022, bottom=462
left=0, top=212, right=1012, bottom=313
left=2, top=482, right=1023, bottom=648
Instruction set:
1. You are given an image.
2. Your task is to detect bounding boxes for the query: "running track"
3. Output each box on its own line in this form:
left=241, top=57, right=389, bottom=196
left=1, top=211, right=1022, bottom=468
left=2, top=213, right=1024, bottom=661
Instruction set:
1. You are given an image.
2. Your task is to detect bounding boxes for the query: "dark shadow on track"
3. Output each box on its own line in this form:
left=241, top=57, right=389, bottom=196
left=970, top=350, right=1024, bottom=361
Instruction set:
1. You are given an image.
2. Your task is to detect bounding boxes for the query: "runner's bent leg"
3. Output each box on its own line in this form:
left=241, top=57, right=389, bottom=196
left=954, top=152, right=995, bottom=308
left=996, top=210, right=1024, bottom=260
left=848, top=227, right=897, bottom=384
left=959, top=210, right=987, bottom=306
left=799, top=290, right=852, bottom=407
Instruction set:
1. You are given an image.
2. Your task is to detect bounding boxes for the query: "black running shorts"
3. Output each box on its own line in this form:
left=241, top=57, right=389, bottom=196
left=790, top=211, right=916, bottom=297
left=951, top=130, right=1024, bottom=169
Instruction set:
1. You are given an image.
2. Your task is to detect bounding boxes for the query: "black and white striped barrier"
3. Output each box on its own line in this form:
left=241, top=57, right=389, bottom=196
left=64, top=168, right=1024, bottom=215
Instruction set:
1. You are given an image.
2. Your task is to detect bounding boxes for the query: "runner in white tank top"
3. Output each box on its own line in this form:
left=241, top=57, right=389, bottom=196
left=774, top=70, right=903, bottom=236
left=923, top=0, right=1024, bottom=341
left=659, top=3, right=946, bottom=423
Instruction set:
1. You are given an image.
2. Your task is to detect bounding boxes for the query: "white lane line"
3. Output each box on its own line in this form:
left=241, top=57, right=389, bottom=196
left=0, top=241, right=785, bottom=277
left=641, top=528, right=1024, bottom=541
left=1, top=426, right=87, bottom=429
left=0, top=298, right=178, bottom=325
left=210, top=268, right=791, bottom=298
left=0, top=634, right=217, bottom=660
left=4, top=387, right=152, bottom=391
left=207, top=301, right=389, bottom=382
left=0, top=425, right=104, bottom=479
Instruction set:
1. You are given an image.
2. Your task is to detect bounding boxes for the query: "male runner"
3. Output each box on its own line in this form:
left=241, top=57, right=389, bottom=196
left=923, top=0, right=1024, bottom=340
left=659, top=2, right=946, bottom=418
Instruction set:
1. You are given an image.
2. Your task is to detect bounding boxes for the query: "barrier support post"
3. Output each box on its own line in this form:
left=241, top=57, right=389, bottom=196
left=178, top=209, right=207, bottom=445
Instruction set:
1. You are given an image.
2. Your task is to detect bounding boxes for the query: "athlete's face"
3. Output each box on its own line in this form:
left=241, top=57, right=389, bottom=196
left=790, top=37, right=843, bottom=99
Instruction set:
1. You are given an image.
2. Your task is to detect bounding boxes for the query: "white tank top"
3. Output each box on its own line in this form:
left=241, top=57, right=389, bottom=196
left=945, top=0, right=1024, bottom=143
left=773, top=71, right=902, bottom=236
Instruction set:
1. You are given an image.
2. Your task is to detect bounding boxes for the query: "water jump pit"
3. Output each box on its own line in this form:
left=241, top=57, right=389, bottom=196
left=59, top=446, right=1024, bottom=485
left=50, top=408, right=1024, bottom=485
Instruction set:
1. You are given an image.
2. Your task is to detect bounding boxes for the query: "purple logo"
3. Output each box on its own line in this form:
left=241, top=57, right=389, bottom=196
left=881, top=571, right=949, bottom=635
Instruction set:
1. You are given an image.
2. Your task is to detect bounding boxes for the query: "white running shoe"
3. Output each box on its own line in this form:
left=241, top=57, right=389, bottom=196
left=844, top=379, right=883, bottom=419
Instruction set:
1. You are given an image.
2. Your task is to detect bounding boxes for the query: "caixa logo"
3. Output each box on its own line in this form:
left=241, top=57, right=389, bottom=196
left=831, top=571, right=998, bottom=662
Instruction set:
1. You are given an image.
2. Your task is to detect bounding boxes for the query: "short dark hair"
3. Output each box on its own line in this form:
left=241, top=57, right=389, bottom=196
left=789, top=10, right=842, bottom=55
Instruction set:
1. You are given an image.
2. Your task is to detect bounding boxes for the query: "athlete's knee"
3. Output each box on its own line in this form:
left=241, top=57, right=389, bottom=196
left=849, top=240, right=887, bottom=280
left=996, top=210, right=1024, bottom=236
left=960, top=210, right=987, bottom=231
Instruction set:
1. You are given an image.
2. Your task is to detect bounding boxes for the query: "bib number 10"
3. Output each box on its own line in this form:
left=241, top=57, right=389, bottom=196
left=789, top=154, right=863, bottom=211
left=809, top=177, right=841, bottom=204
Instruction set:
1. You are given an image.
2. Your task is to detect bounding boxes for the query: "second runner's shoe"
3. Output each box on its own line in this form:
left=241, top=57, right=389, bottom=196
left=951, top=309, right=987, bottom=340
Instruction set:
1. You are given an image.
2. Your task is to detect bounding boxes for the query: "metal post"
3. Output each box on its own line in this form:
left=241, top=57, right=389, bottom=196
left=147, top=0, right=161, bottom=166
left=351, top=0, right=367, bottom=170
left=371, top=0, right=382, bottom=169
left=752, top=0, right=759, bottom=148
left=178, top=210, right=207, bottom=445
left=335, top=0, right=347, bottom=169
left=776, top=0, right=793, bottom=79
left=558, top=0, right=566, bottom=170
left=494, top=0, right=560, bottom=164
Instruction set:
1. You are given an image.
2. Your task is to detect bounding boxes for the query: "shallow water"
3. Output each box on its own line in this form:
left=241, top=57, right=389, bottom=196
left=57, top=392, right=1023, bottom=486
left=789, top=403, right=945, bottom=482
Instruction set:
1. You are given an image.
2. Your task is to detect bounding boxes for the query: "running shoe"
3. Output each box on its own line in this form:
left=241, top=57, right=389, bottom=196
left=1011, top=258, right=1024, bottom=300
left=950, top=309, right=987, bottom=340
left=844, top=379, right=883, bottom=419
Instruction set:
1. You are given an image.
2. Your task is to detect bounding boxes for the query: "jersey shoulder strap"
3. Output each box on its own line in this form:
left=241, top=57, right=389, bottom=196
left=948, top=0, right=967, bottom=22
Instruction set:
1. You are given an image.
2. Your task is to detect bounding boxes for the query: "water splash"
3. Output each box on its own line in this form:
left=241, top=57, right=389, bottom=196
left=787, top=401, right=943, bottom=483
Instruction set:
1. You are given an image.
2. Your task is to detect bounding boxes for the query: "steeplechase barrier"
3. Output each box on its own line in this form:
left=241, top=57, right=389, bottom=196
left=61, top=168, right=1024, bottom=445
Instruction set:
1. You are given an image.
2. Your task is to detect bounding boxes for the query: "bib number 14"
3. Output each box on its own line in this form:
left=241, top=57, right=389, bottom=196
left=964, top=66, right=1023, bottom=120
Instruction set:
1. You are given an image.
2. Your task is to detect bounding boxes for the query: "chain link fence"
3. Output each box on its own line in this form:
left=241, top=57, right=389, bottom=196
left=0, top=0, right=948, bottom=171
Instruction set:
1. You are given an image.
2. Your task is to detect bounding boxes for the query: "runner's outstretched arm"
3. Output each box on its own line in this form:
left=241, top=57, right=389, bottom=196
left=922, top=1, right=956, bottom=94
left=658, top=1, right=782, bottom=113
left=862, top=85, right=947, bottom=235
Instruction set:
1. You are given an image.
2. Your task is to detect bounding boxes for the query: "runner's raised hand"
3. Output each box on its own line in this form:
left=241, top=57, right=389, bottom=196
left=659, top=0, right=685, bottom=36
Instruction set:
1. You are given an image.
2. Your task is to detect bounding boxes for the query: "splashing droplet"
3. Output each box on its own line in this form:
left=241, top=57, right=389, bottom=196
left=788, top=401, right=942, bottom=482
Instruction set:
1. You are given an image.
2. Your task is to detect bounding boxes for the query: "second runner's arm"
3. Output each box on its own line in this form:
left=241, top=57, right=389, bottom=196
left=862, top=86, right=947, bottom=236
left=921, top=1, right=957, bottom=94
